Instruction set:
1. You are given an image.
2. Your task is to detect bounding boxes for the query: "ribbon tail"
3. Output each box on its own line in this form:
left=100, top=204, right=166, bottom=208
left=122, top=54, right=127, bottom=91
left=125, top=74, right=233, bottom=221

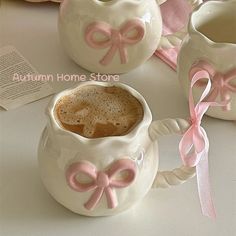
left=179, top=128, right=196, bottom=166
left=104, top=186, right=117, bottom=209
left=196, top=152, right=216, bottom=218
left=100, top=44, right=117, bottom=66
left=204, top=87, right=218, bottom=103
left=84, top=187, right=104, bottom=210
left=220, top=89, right=231, bottom=111
left=118, top=45, right=128, bottom=64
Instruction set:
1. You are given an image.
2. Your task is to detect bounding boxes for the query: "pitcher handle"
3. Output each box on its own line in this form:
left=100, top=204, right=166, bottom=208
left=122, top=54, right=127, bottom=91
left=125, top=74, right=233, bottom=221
left=157, top=0, right=202, bottom=49
left=149, top=118, right=196, bottom=188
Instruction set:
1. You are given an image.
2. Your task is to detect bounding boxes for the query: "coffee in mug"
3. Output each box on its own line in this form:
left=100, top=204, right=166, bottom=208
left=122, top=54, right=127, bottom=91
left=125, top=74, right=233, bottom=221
left=55, top=85, right=144, bottom=138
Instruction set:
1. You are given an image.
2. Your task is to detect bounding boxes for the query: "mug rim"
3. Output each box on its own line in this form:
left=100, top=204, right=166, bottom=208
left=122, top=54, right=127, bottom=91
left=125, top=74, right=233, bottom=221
left=91, top=0, right=141, bottom=7
left=46, top=81, right=153, bottom=144
left=61, top=0, right=143, bottom=8
left=188, top=0, right=236, bottom=48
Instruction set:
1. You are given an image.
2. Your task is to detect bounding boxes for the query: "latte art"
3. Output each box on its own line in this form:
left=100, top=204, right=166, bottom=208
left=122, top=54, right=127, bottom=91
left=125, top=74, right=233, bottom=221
left=55, top=85, right=143, bottom=138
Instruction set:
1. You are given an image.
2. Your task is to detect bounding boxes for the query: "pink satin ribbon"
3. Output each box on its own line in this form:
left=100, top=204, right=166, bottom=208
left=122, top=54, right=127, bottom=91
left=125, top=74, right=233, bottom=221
left=190, top=61, right=236, bottom=111
left=66, top=159, right=136, bottom=211
left=85, top=19, right=145, bottom=66
left=179, top=71, right=228, bottom=218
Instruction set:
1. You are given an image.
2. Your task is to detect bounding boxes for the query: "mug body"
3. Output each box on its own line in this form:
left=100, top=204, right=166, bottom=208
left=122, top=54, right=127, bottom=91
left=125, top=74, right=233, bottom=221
left=38, top=81, right=159, bottom=216
left=58, top=0, right=162, bottom=74
left=178, top=0, right=236, bottom=120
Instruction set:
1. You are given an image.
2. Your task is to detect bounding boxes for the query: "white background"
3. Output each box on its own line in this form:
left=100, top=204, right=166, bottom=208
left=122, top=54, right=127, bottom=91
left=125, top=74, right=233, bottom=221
left=0, top=1, right=235, bottom=235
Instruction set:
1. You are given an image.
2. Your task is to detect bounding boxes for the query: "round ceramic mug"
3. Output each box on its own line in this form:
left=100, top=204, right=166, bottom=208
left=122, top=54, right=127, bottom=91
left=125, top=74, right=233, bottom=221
left=58, top=0, right=200, bottom=74
left=178, top=0, right=236, bottom=120
left=38, top=81, right=195, bottom=217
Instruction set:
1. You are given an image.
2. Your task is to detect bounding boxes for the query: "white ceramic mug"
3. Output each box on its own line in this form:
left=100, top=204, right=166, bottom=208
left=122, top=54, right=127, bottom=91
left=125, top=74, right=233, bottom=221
left=58, top=0, right=200, bottom=74
left=178, top=0, right=236, bottom=120
left=38, top=81, right=195, bottom=217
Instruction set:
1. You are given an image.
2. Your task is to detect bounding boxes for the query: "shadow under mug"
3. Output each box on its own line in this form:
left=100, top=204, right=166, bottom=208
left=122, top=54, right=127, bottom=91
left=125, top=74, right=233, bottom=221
left=38, top=81, right=195, bottom=217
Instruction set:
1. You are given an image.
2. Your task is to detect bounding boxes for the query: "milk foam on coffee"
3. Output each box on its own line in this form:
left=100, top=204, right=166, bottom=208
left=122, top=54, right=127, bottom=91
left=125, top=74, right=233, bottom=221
left=55, top=85, right=144, bottom=138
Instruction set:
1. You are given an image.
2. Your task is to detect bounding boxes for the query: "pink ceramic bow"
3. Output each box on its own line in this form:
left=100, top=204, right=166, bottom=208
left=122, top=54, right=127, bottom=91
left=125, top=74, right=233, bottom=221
left=190, top=61, right=236, bottom=111
left=179, top=72, right=227, bottom=218
left=85, top=19, right=145, bottom=66
left=66, top=159, right=136, bottom=210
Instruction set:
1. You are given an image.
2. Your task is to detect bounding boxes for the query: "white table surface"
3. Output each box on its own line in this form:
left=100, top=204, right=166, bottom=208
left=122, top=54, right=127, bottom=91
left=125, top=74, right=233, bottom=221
left=0, top=1, right=235, bottom=236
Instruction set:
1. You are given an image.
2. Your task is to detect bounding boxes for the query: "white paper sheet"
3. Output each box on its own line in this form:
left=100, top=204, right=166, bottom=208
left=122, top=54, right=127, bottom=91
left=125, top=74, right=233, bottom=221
left=0, top=45, right=54, bottom=110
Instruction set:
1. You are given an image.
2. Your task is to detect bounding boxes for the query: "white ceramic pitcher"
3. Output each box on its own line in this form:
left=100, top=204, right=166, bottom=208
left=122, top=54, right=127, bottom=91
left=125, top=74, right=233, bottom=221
left=58, top=0, right=200, bottom=74
left=178, top=0, right=236, bottom=120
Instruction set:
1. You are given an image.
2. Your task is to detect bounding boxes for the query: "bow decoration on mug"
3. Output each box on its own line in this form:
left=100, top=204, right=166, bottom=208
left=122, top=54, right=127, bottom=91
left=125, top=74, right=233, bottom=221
left=85, top=19, right=145, bottom=66
left=66, top=159, right=136, bottom=211
left=179, top=70, right=228, bottom=218
left=189, top=60, right=236, bottom=111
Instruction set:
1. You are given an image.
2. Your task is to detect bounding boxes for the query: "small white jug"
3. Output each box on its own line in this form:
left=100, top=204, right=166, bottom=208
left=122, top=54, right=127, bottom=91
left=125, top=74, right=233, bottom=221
left=178, top=0, right=236, bottom=120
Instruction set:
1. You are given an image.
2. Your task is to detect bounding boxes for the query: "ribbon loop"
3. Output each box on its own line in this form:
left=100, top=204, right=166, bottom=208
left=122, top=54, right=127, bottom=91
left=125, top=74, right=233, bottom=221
left=66, top=159, right=136, bottom=211
left=179, top=75, right=215, bottom=218
left=85, top=19, right=145, bottom=66
left=179, top=65, right=230, bottom=218
left=189, top=60, right=236, bottom=111
left=66, top=161, right=97, bottom=192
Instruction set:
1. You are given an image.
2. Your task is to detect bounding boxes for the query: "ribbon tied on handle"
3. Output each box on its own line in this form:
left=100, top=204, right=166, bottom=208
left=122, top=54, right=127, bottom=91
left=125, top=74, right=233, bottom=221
left=179, top=70, right=228, bottom=218
left=190, top=60, right=236, bottom=111
left=85, top=19, right=145, bottom=66
left=66, top=159, right=136, bottom=211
